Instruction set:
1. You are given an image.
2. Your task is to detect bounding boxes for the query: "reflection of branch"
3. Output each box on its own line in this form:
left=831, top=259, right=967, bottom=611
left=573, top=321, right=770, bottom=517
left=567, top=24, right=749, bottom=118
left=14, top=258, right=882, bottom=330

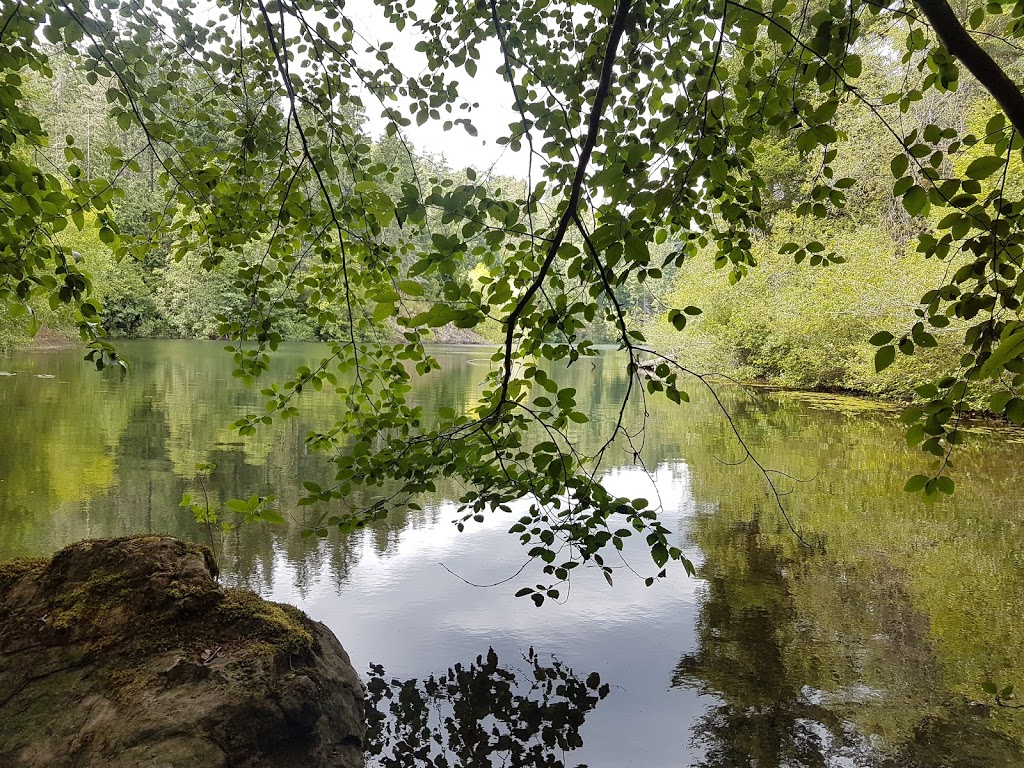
left=636, top=347, right=812, bottom=547
left=366, top=647, right=610, bottom=768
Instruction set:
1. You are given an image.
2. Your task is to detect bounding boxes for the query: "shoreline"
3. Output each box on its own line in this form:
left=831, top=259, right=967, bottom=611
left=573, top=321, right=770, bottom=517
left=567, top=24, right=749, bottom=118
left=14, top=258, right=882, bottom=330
left=3, top=335, right=1019, bottom=431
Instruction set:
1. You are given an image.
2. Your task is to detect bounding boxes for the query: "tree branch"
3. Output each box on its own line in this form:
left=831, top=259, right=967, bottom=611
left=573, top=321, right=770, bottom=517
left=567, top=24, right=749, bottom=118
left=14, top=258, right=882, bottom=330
left=496, top=0, right=633, bottom=404
left=914, top=0, right=1024, bottom=135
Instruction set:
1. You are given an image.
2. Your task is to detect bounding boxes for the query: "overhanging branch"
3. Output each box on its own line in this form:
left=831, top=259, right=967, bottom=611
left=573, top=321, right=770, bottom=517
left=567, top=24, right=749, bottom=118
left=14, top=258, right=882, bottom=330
left=496, top=0, right=634, bottom=404
left=914, top=0, right=1024, bottom=135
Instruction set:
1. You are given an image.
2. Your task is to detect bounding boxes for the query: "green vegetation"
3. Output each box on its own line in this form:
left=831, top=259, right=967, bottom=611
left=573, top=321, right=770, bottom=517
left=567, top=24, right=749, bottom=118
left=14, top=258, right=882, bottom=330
left=15, top=535, right=315, bottom=666
left=0, top=556, right=47, bottom=595
left=2, top=0, right=1024, bottom=596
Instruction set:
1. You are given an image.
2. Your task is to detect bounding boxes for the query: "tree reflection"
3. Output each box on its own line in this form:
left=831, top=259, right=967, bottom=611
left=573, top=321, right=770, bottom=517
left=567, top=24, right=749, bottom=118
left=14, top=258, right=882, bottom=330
left=673, top=518, right=857, bottom=768
left=365, top=647, right=609, bottom=768
left=674, top=514, right=1024, bottom=767
left=878, top=707, right=1023, bottom=768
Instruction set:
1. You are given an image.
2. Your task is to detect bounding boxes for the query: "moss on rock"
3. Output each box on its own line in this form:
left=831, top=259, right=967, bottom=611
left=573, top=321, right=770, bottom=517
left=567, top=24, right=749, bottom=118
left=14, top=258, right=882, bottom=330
left=215, top=589, right=316, bottom=659
left=0, top=557, right=46, bottom=594
left=0, top=535, right=364, bottom=768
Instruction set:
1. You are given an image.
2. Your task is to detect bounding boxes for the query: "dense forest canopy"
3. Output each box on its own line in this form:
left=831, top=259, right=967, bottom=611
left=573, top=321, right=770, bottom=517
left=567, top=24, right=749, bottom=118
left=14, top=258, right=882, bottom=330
left=1, top=0, right=1023, bottom=597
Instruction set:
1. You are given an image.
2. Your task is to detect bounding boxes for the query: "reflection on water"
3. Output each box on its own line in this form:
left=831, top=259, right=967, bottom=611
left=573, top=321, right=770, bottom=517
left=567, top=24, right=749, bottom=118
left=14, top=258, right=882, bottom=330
left=366, top=646, right=609, bottom=768
left=2, top=340, right=1024, bottom=766
left=675, top=516, right=1024, bottom=768
left=674, top=518, right=873, bottom=767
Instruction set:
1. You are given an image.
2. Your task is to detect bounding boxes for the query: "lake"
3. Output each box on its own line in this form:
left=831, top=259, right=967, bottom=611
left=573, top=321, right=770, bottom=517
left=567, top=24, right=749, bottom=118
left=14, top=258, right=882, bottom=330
left=2, top=339, right=1024, bottom=767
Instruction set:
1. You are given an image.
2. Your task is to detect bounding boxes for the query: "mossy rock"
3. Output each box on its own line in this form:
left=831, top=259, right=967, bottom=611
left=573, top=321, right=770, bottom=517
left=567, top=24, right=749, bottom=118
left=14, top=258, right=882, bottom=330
left=0, top=535, right=364, bottom=768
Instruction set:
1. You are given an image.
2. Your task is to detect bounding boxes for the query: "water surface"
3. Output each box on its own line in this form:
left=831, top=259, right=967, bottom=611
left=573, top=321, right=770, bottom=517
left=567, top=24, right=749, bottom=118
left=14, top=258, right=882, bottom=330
left=2, top=340, right=1023, bottom=767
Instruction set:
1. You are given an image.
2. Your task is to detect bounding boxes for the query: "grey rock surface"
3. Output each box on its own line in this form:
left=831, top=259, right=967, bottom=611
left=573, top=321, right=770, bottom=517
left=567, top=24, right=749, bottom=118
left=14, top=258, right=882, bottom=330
left=0, top=535, right=364, bottom=768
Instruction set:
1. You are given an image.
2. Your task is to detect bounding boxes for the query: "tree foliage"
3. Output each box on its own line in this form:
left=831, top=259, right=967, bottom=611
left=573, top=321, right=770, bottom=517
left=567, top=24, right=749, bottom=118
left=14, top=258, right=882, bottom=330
left=2, top=0, right=1024, bottom=595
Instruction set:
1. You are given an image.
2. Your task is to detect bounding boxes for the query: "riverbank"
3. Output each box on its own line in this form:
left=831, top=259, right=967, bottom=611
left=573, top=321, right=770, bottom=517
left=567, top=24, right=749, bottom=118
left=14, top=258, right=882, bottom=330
left=1, top=321, right=493, bottom=353
left=639, top=356, right=1018, bottom=431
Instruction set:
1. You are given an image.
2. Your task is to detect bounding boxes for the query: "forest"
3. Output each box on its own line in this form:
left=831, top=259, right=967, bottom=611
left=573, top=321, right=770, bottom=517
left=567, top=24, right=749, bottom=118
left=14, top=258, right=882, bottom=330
left=3, top=38, right=1022, bottom=405
left=1, top=0, right=1022, bottom=589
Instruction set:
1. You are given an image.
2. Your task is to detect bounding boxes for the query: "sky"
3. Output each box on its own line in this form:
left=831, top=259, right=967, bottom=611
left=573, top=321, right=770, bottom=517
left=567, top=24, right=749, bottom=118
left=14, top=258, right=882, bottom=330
left=343, top=0, right=527, bottom=179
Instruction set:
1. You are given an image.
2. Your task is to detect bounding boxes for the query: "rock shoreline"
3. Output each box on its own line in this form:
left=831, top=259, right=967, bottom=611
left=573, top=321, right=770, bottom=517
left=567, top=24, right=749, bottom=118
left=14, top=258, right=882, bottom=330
left=0, top=536, right=364, bottom=768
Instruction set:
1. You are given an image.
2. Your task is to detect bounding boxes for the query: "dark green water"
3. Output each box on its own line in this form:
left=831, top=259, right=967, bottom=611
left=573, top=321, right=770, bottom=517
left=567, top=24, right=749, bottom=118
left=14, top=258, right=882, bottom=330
left=2, top=340, right=1024, bottom=767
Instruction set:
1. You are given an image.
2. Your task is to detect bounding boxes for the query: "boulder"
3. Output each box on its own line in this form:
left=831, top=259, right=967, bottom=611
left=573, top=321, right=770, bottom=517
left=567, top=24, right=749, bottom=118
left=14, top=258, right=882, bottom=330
left=0, top=536, right=364, bottom=768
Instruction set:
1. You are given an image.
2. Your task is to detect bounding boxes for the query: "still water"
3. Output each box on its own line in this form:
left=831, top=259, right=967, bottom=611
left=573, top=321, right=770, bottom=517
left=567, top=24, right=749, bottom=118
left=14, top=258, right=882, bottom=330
left=2, top=340, right=1024, bottom=767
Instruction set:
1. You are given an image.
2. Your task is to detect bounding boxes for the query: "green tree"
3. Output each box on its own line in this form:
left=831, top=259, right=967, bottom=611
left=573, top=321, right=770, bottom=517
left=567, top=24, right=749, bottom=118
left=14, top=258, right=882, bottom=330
left=2, top=0, right=1024, bottom=596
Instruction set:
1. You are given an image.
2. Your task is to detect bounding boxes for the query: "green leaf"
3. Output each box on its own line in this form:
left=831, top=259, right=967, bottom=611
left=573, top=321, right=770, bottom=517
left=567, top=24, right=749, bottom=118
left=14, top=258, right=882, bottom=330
left=906, top=424, right=925, bottom=446
left=1006, top=397, right=1024, bottom=425
left=979, top=331, right=1024, bottom=379
left=397, top=279, right=423, bottom=297
left=373, top=302, right=396, bottom=322
left=965, top=155, right=1005, bottom=180
left=902, top=185, right=928, bottom=216
left=259, top=509, right=286, bottom=524
left=899, top=406, right=923, bottom=425
left=990, top=391, right=1013, bottom=413
left=904, top=474, right=928, bottom=493
left=651, top=542, right=668, bottom=568
left=893, top=176, right=914, bottom=196
left=875, top=345, right=896, bottom=372
left=624, top=237, right=650, bottom=264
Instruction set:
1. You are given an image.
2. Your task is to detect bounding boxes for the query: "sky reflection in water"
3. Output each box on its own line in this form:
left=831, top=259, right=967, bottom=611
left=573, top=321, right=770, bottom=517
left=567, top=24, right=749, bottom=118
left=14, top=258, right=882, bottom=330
left=264, top=463, right=711, bottom=766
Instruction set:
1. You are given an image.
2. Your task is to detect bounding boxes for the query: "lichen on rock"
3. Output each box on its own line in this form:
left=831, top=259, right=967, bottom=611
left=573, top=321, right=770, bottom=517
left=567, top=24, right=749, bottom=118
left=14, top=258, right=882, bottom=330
left=0, top=535, right=364, bottom=768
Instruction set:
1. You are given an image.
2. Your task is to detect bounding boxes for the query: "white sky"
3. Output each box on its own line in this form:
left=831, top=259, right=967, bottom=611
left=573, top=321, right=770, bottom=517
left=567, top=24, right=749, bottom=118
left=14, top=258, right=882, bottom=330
left=343, top=0, right=526, bottom=179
